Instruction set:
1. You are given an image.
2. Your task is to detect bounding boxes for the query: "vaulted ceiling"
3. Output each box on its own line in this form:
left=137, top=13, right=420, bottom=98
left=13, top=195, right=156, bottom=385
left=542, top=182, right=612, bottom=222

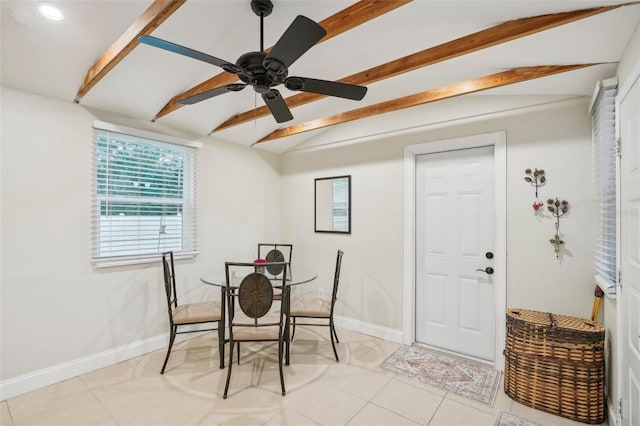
left=2, top=1, right=639, bottom=153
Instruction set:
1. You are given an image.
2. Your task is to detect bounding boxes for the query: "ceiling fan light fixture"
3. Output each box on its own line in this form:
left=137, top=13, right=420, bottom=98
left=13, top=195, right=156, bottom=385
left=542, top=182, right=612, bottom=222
left=38, top=3, right=64, bottom=21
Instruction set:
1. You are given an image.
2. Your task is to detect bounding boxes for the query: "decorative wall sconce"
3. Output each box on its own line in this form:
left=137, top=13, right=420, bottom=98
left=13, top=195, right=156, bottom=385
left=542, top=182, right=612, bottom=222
left=547, top=198, right=569, bottom=258
left=523, top=168, right=570, bottom=259
left=524, top=168, right=546, bottom=213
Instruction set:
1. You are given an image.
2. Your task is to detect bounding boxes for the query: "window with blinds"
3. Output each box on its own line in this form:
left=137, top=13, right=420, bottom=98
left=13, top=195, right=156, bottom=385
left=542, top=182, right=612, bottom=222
left=92, top=128, right=197, bottom=267
left=332, top=177, right=350, bottom=232
left=590, top=78, right=617, bottom=294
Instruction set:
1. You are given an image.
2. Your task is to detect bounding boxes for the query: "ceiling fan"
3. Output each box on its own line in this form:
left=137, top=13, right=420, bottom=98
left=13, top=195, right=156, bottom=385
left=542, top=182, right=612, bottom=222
left=139, top=0, right=368, bottom=123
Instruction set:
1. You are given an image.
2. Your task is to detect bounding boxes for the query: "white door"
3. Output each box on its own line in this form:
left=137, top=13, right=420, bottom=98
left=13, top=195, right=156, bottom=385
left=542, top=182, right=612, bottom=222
left=619, top=74, right=640, bottom=426
left=415, top=146, right=495, bottom=361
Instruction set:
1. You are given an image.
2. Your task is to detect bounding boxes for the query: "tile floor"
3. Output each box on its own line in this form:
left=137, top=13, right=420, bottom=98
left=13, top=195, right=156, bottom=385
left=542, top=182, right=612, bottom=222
left=1, top=327, right=607, bottom=426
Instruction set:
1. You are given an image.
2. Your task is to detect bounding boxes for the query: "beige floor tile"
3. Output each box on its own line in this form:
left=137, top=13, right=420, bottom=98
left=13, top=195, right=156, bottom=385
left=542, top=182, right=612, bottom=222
left=91, top=376, right=211, bottom=426
left=1, top=401, right=14, bottom=426
left=182, top=406, right=275, bottom=426
left=137, top=336, right=223, bottom=375
left=262, top=408, right=322, bottom=426
left=90, top=419, right=119, bottom=426
left=80, top=358, right=157, bottom=390
left=319, top=363, right=394, bottom=401
left=280, top=382, right=368, bottom=425
left=348, top=339, right=403, bottom=369
left=347, top=403, right=421, bottom=426
left=428, top=398, right=496, bottom=426
left=510, top=401, right=606, bottom=426
left=371, top=377, right=443, bottom=425
left=7, top=378, right=88, bottom=422
left=12, top=392, right=109, bottom=426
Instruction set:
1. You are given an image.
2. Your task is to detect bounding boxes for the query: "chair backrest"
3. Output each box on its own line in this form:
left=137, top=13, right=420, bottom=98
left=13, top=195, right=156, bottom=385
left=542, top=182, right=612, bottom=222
left=258, top=243, right=293, bottom=276
left=161, top=251, right=178, bottom=315
left=330, top=250, right=344, bottom=308
left=225, top=261, right=288, bottom=329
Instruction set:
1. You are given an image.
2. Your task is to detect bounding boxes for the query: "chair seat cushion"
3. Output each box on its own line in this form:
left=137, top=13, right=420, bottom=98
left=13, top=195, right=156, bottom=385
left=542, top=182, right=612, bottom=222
left=232, top=324, right=280, bottom=341
left=290, top=298, right=331, bottom=317
left=233, top=312, right=281, bottom=325
left=173, top=301, right=222, bottom=324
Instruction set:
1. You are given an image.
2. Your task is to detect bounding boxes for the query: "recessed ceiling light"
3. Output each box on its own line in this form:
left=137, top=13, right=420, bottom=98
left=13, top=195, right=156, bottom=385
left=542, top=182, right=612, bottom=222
left=38, top=3, right=64, bottom=21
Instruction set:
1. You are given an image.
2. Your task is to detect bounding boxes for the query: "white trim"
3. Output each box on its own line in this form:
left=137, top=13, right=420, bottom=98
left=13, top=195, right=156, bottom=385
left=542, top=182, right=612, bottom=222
left=92, top=251, right=199, bottom=268
left=334, top=315, right=403, bottom=343
left=93, top=120, right=202, bottom=149
left=605, top=389, right=619, bottom=426
left=0, top=331, right=200, bottom=401
left=403, top=131, right=507, bottom=371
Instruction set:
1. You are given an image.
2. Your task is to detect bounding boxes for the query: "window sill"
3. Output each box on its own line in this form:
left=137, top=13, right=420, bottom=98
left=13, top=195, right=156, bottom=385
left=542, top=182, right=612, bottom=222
left=92, top=251, right=199, bottom=268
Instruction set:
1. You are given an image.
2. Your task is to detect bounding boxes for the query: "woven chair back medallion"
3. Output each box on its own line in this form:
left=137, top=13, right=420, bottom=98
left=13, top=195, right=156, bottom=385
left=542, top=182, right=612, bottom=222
left=238, top=273, right=273, bottom=318
left=265, top=250, right=285, bottom=275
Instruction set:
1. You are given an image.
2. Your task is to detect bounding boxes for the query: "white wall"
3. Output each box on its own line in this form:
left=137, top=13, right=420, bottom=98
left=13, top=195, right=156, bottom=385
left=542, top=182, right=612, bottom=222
left=281, top=97, right=599, bottom=335
left=0, top=87, right=282, bottom=395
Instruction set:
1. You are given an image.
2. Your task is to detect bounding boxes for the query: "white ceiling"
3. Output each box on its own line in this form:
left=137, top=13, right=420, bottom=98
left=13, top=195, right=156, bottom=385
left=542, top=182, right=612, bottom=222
left=2, top=1, right=639, bottom=153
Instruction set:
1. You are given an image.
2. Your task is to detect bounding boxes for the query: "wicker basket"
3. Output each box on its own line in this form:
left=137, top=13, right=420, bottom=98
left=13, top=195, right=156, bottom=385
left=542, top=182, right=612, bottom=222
left=504, top=309, right=605, bottom=424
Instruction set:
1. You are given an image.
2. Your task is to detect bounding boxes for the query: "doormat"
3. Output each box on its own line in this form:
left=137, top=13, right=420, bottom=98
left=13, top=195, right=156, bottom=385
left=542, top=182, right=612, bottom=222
left=379, top=345, right=501, bottom=405
left=494, top=411, right=540, bottom=426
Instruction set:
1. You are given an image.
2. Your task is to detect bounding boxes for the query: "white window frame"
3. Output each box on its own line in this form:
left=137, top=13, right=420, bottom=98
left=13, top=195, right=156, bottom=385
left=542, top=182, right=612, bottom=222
left=91, top=121, right=200, bottom=268
left=589, top=78, right=618, bottom=296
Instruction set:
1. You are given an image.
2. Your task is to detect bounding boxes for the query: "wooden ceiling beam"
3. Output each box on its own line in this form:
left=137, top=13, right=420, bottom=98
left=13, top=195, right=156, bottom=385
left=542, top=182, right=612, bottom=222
left=254, top=64, right=596, bottom=143
left=152, top=0, right=412, bottom=120
left=75, top=0, right=186, bottom=103
left=214, top=3, right=629, bottom=132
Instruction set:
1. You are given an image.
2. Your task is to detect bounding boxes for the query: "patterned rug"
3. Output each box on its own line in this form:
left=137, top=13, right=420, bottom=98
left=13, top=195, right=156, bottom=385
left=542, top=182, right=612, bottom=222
left=494, top=411, right=540, bottom=426
left=379, top=345, right=501, bottom=405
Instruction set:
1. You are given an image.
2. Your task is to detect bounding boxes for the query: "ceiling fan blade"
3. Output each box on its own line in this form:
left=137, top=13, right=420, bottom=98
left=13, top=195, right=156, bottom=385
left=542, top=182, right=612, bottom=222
left=262, top=90, right=293, bottom=123
left=265, top=15, right=326, bottom=69
left=285, top=77, right=367, bottom=100
left=178, top=84, right=246, bottom=105
left=138, top=36, right=247, bottom=75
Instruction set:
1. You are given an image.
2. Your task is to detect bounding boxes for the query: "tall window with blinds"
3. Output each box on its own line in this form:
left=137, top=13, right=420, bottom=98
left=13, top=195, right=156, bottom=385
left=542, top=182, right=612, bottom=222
left=332, top=177, right=350, bottom=232
left=590, top=78, right=617, bottom=295
left=92, top=128, right=196, bottom=266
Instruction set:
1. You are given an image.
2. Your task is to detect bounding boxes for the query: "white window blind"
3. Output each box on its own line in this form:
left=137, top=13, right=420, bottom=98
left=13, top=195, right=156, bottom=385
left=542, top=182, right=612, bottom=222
left=332, top=177, right=350, bottom=232
left=92, top=127, right=197, bottom=267
left=590, top=78, right=617, bottom=294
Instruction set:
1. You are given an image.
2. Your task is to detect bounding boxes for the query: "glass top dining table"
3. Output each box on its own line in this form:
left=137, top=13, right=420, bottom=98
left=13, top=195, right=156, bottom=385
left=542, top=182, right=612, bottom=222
left=200, top=264, right=317, bottom=367
left=200, top=265, right=318, bottom=289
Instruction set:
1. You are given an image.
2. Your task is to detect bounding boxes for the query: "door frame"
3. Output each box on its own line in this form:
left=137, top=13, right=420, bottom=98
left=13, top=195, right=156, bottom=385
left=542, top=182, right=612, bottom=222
left=615, top=67, right=640, bottom=426
left=403, top=131, right=507, bottom=370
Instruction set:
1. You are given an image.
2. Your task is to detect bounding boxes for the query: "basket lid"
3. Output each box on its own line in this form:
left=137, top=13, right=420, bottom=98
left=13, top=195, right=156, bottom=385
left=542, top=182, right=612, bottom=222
left=507, top=308, right=604, bottom=333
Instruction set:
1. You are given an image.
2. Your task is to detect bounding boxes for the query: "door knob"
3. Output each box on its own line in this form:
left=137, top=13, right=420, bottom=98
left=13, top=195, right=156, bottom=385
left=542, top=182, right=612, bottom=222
left=476, top=267, right=494, bottom=275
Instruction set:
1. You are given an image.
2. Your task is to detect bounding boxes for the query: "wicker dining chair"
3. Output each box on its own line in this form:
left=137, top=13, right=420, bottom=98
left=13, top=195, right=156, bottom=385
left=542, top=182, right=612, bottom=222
left=160, top=251, right=225, bottom=373
left=223, top=261, right=289, bottom=398
left=290, top=250, right=343, bottom=362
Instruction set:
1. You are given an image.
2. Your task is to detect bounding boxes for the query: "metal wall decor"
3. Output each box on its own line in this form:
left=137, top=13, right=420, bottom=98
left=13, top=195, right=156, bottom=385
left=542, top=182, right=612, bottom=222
left=524, top=168, right=546, bottom=212
left=547, top=198, right=569, bottom=258
left=524, top=168, right=570, bottom=259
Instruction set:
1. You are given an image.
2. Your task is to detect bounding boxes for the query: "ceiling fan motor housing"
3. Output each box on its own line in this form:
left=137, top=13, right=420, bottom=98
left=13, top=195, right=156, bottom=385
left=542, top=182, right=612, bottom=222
left=236, top=51, right=287, bottom=94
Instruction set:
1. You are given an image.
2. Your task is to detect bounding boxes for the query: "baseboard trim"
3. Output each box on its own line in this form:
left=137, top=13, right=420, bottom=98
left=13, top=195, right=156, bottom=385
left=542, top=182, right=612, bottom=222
left=334, top=315, right=403, bottom=343
left=0, top=332, right=180, bottom=401
left=605, top=392, right=618, bottom=426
